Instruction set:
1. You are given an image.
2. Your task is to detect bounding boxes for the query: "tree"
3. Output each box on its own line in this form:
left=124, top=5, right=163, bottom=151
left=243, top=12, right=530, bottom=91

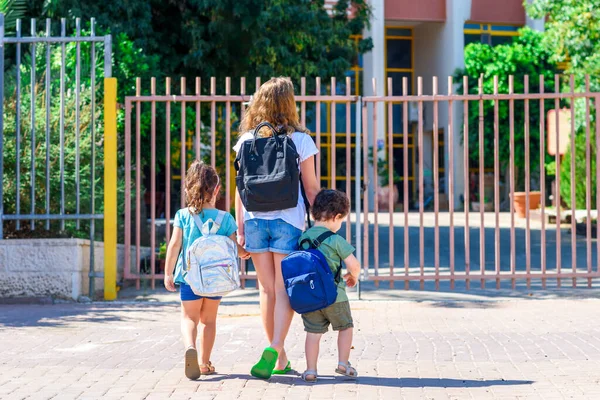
left=527, top=0, right=599, bottom=209
left=454, top=28, right=558, bottom=193
left=527, top=0, right=600, bottom=90
left=44, top=0, right=373, bottom=90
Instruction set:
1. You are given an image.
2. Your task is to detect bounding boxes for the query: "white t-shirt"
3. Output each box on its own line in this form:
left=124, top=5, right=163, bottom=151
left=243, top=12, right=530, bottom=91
left=233, top=131, right=319, bottom=231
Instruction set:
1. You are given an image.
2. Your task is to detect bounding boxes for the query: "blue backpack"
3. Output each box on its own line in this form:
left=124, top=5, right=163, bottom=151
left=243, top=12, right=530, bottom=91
left=281, top=231, right=342, bottom=314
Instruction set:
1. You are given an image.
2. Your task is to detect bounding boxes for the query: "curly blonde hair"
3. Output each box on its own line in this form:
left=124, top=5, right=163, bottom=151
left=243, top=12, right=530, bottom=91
left=240, top=77, right=307, bottom=137
left=185, top=160, right=220, bottom=213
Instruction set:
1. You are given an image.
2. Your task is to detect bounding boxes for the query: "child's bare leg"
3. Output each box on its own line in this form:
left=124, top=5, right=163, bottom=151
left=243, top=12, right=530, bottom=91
left=337, top=327, right=353, bottom=365
left=198, top=298, right=221, bottom=366
left=305, top=332, right=323, bottom=374
left=181, top=299, right=203, bottom=348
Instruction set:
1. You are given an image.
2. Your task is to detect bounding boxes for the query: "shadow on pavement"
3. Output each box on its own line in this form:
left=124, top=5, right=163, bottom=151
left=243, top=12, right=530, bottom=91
left=201, top=374, right=533, bottom=389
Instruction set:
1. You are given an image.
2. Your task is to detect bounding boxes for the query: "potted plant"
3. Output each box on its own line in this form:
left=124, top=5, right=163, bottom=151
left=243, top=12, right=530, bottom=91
left=370, top=149, right=401, bottom=210
left=157, top=242, right=167, bottom=273
left=471, top=193, right=494, bottom=212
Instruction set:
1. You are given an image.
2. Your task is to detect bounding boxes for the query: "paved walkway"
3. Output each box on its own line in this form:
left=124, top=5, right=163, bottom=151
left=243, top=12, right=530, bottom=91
left=1, top=289, right=600, bottom=399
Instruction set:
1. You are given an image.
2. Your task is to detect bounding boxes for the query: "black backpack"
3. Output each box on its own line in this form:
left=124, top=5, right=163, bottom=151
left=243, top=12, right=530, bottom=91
left=235, top=122, right=309, bottom=216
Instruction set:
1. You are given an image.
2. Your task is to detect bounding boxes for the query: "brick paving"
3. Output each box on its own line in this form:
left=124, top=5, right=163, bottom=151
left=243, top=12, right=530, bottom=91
left=1, top=290, right=600, bottom=399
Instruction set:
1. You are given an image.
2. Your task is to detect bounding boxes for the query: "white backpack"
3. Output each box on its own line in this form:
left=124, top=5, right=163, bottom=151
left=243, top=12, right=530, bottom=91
left=184, top=211, right=240, bottom=297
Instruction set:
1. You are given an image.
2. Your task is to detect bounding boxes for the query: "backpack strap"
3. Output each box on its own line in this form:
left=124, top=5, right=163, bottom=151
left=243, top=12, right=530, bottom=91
left=191, top=211, right=224, bottom=236
left=300, top=179, right=312, bottom=229
left=299, top=231, right=343, bottom=284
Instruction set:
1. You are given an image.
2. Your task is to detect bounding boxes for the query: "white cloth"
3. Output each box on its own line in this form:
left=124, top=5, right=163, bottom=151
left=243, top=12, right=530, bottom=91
left=233, top=131, right=319, bottom=231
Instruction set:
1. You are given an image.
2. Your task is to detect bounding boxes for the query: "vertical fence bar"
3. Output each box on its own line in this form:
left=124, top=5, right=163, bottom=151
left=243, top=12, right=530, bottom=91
left=355, top=97, right=363, bottom=289
left=387, top=77, right=394, bottom=288
left=124, top=100, right=132, bottom=283
left=75, top=18, right=81, bottom=228
left=463, top=76, right=470, bottom=290
left=569, top=75, right=576, bottom=287
left=585, top=76, right=592, bottom=288
left=30, top=19, right=36, bottom=230
left=150, top=77, right=157, bottom=290
left=44, top=19, right=51, bottom=231
left=418, top=77, right=424, bottom=289
left=195, top=77, right=201, bottom=159
left=524, top=75, right=531, bottom=289
left=539, top=75, right=546, bottom=289
left=180, top=77, right=186, bottom=209
left=448, top=76, right=455, bottom=290
left=103, top=77, right=118, bottom=300
left=89, top=19, right=97, bottom=294
left=330, top=77, right=336, bottom=189
left=509, top=76, right=516, bottom=289
left=301, top=77, right=306, bottom=128
left=58, top=19, right=66, bottom=230
left=372, top=79, right=379, bottom=287
left=15, top=19, right=21, bottom=231
left=362, top=98, right=369, bottom=278
left=316, top=77, right=322, bottom=181
left=402, top=77, right=409, bottom=290
left=165, top=78, right=172, bottom=244
left=0, top=14, right=4, bottom=238
left=433, top=76, right=440, bottom=290
left=554, top=75, right=561, bottom=288
left=210, top=77, right=216, bottom=168
left=345, top=76, right=352, bottom=242
left=239, top=77, right=247, bottom=288
left=596, top=96, right=600, bottom=276
left=478, top=76, right=485, bottom=289
left=135, top=78, right=141, bottom=289
left=493, top=76, right=500, bottom=289
left=225, top=77, right=231, bottom=212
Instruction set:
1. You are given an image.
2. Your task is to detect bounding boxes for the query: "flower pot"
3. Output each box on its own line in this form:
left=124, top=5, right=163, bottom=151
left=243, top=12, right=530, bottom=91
left=471, top=201, right=493, bottom=212
left=377, top=185, right=399, bottom=210
left=159, top=259, right=166, bottom=273
left=512, top=191, right=541, bottom=219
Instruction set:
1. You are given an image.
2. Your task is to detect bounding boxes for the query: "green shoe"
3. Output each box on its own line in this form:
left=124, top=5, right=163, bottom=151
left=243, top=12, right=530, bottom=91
left=251, top=347, right=279, bottom=379
left=272, top=360, right=292, bottom=375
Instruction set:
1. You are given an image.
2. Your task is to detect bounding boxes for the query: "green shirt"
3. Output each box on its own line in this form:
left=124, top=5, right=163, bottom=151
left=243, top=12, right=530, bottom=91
left=299, top=226, right=356, bottom=303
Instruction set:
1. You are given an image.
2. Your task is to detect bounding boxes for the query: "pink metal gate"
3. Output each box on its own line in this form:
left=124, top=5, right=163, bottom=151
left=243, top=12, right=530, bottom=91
left=122, top=74, right=600, bottom=291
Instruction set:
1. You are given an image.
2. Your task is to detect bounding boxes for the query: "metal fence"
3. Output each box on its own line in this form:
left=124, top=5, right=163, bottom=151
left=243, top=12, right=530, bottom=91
left=123, top=74, right=600, bottom=291
left=0, top=15, right=112, bottom=296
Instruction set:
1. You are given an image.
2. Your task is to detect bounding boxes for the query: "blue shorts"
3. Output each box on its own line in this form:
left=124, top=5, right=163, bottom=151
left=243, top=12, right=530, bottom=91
left=244, top=218, right=302, bottom=255
left=179, top=282, right=222, bottom=302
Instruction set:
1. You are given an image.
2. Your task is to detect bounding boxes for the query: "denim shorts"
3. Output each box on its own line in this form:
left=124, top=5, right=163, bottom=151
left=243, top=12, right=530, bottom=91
left=244, top=218, right=302, bottom=254
left=179, top=282, right=222, bottom=302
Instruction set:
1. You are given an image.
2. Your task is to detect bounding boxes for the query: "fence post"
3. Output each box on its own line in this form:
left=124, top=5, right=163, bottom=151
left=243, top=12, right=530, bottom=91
left=355, top=96, right=362, bottom=299
left=104, top=77, right=118, bottom=300
left=0, top=14, right=4, bottom=240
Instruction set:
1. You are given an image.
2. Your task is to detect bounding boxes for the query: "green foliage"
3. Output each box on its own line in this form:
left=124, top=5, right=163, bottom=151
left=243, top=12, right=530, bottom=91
left=454, top=28, right=558, bottom=190
left=1, top=31, right=157, bottom=237
left=527, top=0, right=600, bottom=91
left=44, top=0, right=372, bottom=86
left=158, top=242, right=166, bottom=260
left=546, top=131, right=597, bottom=210
left=0, top=0, right=27, bottom=32
left=527, top=1, right=600, bottom=208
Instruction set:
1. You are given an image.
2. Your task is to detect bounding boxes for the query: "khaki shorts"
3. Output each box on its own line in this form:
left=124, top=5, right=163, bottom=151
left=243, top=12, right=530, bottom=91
left=301, top=301, right=354, bottom=334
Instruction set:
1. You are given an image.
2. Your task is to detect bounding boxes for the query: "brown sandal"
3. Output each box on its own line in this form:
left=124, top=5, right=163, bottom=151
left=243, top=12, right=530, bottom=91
left=199, top=361, right=216, bottom=375
left=184, top=347, right=201, bottom=380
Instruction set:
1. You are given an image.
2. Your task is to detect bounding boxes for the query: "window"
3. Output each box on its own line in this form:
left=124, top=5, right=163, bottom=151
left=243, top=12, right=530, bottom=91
left=464, top=23, right=521, bottom=47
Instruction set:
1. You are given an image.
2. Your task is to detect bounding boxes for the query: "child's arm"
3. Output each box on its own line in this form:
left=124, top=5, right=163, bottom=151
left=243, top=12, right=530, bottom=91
left=342, top=254, right=361, bottom=288
left=164, top=227, right=183, bottom=292
left=235, top=189, right=245, bottom=246
left=229, top=233, right=251, bottom=260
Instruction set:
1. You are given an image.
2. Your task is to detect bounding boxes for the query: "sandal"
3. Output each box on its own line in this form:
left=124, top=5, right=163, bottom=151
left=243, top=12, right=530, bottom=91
left=335, top=362, right=358, bottom=379
left=301, top=369, right=318, bottom=383
left=199, top=361, right=216, bottom=375
left=250, top=347, right=279, bottom=379
left=184, top=347, right=201, bottom=380
left=272, top=360, right=292, bottom=375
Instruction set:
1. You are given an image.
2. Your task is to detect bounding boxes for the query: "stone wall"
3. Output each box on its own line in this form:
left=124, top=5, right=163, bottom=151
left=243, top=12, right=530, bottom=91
left=0, top=239, right=149, bottom=300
